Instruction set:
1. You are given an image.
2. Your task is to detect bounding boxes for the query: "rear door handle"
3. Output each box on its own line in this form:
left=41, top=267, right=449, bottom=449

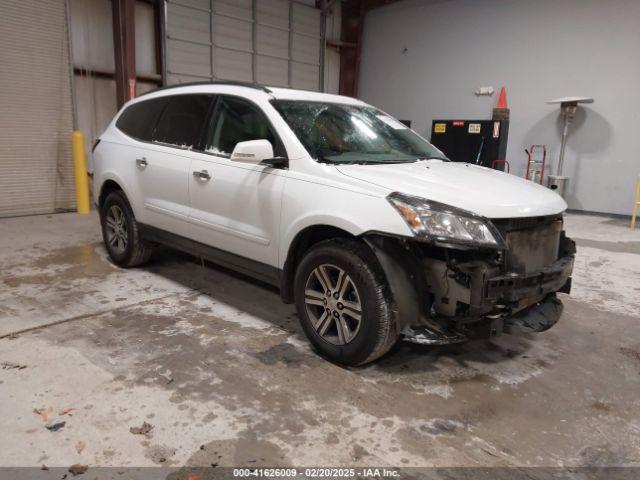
left=136, top=157, right=148, bottom=167
left=193, top=169, right=211, bottom=180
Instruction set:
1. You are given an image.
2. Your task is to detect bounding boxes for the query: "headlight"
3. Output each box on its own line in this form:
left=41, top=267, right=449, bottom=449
left=387, top=192, right=505, bottom=248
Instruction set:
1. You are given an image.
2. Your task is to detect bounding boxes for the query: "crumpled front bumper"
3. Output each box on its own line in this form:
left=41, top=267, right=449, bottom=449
left=404, top=254, right=574, bottom=345
left=364, top=231, right=575, bottom=345
left=503, top=294, right=563, bottom=334
left=404, top=293, right=565, bottom=345
left=485, top=255, right=574, bottom=304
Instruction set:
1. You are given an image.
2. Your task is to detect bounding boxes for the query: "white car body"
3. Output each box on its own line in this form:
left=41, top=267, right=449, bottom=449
left=93, top=84, right=567, bottom=271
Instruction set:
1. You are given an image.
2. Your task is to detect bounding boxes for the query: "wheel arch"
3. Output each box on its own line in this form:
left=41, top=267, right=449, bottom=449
left=96, top=173, right=139, bottom=219
left=280, top=224, right=358, bottom=303
left=284, top=227, right=429, bottom=331
left=98, top=179, right=125, bottom=210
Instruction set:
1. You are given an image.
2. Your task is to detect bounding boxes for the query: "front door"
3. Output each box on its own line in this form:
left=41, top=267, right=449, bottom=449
left=188, top=96, right=287, bottom=268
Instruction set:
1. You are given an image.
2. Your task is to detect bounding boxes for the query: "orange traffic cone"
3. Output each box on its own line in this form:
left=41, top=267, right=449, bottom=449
left=496, top=87, right=507, bottom=109
left=492, top=87, right=509, bottom=120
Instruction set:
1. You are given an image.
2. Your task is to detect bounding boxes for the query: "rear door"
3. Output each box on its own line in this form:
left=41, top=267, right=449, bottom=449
left=188, top=96, right=287, bottom=268
left=131, top=94, right=212, bottom=236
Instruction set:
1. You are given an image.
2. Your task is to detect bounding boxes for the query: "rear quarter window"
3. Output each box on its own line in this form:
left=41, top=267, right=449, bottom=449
left=152, top=94, right=212, bottom=149
left=115, top=97, right=168, bottom=142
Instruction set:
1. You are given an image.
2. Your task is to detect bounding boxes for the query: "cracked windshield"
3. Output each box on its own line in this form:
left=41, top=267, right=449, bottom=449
left=272, top=100, right=447, bottom=164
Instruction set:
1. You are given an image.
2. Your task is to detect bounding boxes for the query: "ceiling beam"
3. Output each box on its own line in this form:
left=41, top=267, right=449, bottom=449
left=112, top=0, right=137, bottom=108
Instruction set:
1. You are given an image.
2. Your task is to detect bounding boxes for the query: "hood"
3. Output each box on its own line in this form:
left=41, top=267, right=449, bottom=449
left=336, top=160, right=567, bottom=218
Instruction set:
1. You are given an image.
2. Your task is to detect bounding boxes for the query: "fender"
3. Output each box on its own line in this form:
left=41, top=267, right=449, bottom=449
left=362, top=234, right=426, bottom=330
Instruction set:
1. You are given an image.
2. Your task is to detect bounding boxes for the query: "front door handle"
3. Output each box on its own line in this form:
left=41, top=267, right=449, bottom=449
left=193, top=169, right=211, bottom=180
left=136, top=157, right=148, bottom=167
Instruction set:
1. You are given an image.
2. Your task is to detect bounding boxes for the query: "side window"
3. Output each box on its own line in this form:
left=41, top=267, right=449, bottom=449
left=204, top=97, right=280, bottom=157
left=152, top=94, right=212, bottom=149
left=115, top=97, right=168, bottom=142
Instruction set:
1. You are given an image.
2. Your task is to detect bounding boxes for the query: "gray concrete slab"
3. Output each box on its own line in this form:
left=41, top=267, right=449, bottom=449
left=0, top=212, right=639, bottom=468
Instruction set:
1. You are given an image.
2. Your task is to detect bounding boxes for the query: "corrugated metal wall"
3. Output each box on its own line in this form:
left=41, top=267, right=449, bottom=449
left=323, top=0, right=340, bottom=94
left=0, top=0, right=75, bottom=217
left=165, top=0, right=323, bottom=90
left=71, top=0, right=159, bottom=172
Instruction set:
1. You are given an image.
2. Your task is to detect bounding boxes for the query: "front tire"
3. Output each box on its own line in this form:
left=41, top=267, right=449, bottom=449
left=294, top=238, right=399, bottom=366
left=100, top=190, right=153, bottom=267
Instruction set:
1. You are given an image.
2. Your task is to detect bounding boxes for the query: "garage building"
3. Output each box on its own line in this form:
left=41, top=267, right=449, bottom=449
left=1, top=0, right=639, bottom=475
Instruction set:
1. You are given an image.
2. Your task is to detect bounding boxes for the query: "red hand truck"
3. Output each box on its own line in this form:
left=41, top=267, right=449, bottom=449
left=525, top=145, right=546, bottom=184
left=491, top=160, right=510, bottom=172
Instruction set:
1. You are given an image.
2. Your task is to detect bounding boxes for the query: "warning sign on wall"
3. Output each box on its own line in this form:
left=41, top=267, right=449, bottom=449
left=468, top=123, right=481, bottom=134
left=493, top=121, right=500, bottom=138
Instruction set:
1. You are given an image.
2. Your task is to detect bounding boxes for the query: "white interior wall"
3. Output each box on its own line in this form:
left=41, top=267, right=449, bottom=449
left=358, top=0, right=640, bottom=216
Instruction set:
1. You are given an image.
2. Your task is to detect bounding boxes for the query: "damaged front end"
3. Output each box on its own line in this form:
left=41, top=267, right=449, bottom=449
left=364, top=213, right=576, bottom=345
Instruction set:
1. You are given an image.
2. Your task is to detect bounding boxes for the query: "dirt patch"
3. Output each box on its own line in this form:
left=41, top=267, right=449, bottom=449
left=620, top=347, right=640, bottom=364
left=201, top=412, right=217, bottom=423
left=325, top=432, right=340, bottom=445
left=591, top=401, right=613, bottom=412
left=2, top=243, right=116, bottom=287
left=351, top=444, right=368, bottom=461
left=251, top=342, right=316, bottom=367
left=187, top=434, right=288, bottom=467
left=419, top=418, right=466, bottom=436
left=145, top=444, right=177, bottom=465
left=579, top=444, right=634, bottom=466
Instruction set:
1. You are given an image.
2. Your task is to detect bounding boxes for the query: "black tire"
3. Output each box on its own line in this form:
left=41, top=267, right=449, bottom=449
left=294, top=238, right=399, bottom=366
left=100, top=190, right=153, bottom=267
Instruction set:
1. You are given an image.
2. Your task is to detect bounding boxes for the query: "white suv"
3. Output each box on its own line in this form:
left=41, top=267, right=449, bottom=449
left=93, top=82, right=575, bottom=366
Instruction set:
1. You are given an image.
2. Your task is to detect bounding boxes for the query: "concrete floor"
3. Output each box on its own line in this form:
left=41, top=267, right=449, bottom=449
left=1, top=211, right=639, bottom=468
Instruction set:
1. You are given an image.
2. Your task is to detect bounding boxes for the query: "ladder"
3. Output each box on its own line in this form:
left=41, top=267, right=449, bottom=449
left=525, top=145, right=546, bottom=184
left=632, top=175, right=640, bottom=229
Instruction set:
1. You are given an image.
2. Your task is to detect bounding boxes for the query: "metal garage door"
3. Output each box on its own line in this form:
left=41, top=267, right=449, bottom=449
left=164, top=0, right=323, bottom=90
left=0, top=0, right=75, bottom=217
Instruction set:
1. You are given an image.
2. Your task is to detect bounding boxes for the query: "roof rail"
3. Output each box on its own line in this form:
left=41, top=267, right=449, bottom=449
left=138, top=80, right=273, bottom=97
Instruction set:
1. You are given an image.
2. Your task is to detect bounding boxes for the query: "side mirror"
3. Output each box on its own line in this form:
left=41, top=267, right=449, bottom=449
left=230, top=139, right=274, bottom=164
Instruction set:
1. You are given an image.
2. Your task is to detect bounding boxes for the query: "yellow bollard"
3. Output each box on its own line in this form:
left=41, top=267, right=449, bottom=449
left=72, top=131, right=90, bottom=214
left=632, top=175, right=640, bottom=229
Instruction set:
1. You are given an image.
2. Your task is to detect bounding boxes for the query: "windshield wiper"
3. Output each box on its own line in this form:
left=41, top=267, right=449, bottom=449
left=334, top=160, right=379, bottom=165
left=337, top=159, right=418, bottom=165
left=315, top=153, right=337, bottom=164
left=368, top=159, right=419, bottom=164
left=418, top=156, right=450, bottom=162
left=315, top=154, right=426, bottom=165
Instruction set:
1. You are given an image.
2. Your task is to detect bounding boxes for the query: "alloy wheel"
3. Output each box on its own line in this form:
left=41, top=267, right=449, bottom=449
left=304, top=264, right=362, bottom=346
left=105, top=205, right=128, bottom=255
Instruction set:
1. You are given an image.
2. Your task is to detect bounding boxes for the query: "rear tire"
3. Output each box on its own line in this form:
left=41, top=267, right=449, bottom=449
left=100, top=190, right=153, bottom=267
left=294, top=238, right=399, bottom=366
